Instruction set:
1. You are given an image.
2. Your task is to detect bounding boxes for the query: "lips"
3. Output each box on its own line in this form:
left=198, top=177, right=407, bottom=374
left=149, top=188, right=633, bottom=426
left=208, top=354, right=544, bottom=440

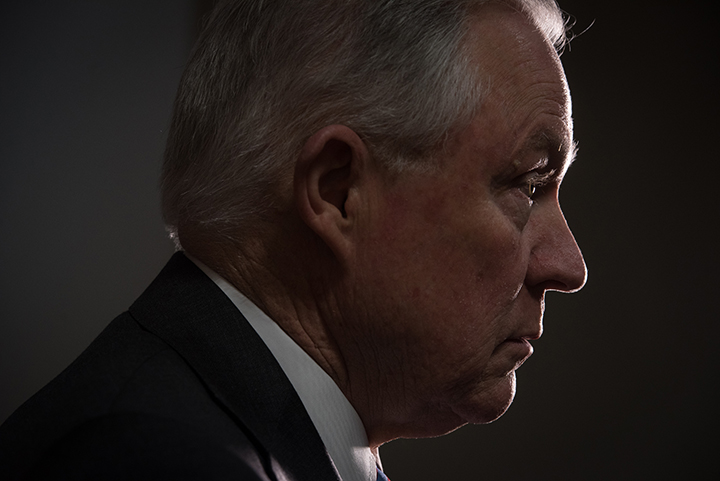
left=500, top=321, right=542, bottom=365
left=501, top=337, right=534, bottom=365
left=504, top=337, right=533, bottom=352
left=515, top=326, right=543, bottom=341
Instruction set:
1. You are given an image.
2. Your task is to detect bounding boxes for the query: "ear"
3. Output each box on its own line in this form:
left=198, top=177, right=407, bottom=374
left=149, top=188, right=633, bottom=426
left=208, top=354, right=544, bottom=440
left=294, top=125, right=370, bottom=264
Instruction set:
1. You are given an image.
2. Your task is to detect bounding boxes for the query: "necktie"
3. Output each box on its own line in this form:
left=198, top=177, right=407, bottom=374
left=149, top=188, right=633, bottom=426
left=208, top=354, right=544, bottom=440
left=376, top=466, right=390, bottom=481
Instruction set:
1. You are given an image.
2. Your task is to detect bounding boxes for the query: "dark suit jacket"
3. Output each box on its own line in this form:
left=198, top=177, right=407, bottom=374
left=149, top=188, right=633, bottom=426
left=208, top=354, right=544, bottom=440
left=0, top=253, right=342, bottom=481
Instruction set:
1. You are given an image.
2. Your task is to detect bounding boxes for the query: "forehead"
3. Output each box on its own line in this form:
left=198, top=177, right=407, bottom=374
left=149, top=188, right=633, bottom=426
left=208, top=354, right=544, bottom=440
left=459, top=5, right=572, bottom=165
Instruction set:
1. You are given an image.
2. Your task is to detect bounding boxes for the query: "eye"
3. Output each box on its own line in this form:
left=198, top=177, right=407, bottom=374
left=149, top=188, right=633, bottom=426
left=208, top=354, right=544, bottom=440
left=518, top=169, right=556, bottom=200
left=523, top=180, right=537, bottom=198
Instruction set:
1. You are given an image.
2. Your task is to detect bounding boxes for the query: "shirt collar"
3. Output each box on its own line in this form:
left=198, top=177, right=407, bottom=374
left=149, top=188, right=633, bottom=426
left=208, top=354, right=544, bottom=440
left=188, top=255, right=379, bottom=481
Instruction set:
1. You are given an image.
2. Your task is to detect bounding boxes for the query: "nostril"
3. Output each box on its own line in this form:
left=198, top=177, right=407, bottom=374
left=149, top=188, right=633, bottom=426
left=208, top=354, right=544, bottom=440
left=525, top=237, right=587, bottom=293
left=553, top=252, right=587, bottom=293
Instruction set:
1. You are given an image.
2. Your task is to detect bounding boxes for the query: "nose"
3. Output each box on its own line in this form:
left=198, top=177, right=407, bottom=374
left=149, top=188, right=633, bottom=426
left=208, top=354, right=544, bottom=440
left=525, top=201, right=587, bottom=293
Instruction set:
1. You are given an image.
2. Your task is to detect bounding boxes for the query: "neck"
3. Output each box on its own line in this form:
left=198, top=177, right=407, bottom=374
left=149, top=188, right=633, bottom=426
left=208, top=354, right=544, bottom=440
left=187, top=228, right=353, bottom=388
left=181, top=228, right=420, bottom=448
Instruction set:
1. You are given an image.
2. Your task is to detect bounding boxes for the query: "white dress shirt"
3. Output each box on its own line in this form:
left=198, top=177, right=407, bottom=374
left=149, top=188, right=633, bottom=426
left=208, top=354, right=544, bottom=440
left=189, top=256, right=379, bottom=481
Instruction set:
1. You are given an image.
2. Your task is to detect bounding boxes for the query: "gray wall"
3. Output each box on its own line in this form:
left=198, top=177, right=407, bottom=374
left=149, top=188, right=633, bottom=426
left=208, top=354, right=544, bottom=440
left=1, top=1, right=717, bottom=479
left=0, top=1, right=191, bottom=422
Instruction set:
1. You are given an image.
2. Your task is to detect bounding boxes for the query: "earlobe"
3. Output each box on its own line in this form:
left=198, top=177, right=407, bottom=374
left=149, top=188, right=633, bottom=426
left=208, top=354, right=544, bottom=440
left=294, top=125, right=369, bottom=263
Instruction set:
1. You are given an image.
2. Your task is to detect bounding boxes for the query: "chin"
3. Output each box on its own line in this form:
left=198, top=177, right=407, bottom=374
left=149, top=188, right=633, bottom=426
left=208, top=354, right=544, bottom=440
left=454, top=372, right=517, bottom=425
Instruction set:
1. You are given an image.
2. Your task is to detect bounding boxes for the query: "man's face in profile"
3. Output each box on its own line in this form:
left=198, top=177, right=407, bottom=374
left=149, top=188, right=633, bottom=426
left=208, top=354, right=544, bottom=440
left=336, top=5, right=587, bottom=438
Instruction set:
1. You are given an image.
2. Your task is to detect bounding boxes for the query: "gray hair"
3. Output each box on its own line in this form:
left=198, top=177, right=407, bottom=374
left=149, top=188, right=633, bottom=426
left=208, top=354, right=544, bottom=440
left=161, top=0, right=567, bottom=244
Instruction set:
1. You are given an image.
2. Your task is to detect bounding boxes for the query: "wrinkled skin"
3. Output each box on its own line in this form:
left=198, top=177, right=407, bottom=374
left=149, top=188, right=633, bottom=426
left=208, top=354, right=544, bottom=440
left=329, top=5, right=587, bottom=444
left=201, top=4, right=588, bottom=449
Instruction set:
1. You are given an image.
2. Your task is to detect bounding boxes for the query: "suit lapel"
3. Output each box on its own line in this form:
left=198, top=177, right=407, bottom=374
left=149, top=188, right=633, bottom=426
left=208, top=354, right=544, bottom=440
left=129, top=253, right=341, bottom=481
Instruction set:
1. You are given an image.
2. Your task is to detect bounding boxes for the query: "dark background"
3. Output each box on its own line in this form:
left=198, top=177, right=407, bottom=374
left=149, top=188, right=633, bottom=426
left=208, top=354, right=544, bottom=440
left=1, top=1, right=717, bottom=479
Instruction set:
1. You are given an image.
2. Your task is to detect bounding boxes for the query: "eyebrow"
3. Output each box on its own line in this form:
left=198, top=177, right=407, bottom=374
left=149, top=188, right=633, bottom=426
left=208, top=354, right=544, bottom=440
left=515, top=128, right=578, bottom=173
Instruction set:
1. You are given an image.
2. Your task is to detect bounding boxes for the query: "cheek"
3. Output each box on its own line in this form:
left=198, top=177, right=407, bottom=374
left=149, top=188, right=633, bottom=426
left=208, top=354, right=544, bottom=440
left=348, top=192, right=532, bottom=413
left=370, top=207, right=524, bottom=342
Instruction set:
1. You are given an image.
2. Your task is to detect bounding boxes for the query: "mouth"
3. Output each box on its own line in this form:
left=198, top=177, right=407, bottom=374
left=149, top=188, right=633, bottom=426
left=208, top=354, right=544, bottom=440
left=505, top=337, right=533, bottom=352
left=499, top=338, right=535, bottom=370
left=516, top=327, right=543, bottom=341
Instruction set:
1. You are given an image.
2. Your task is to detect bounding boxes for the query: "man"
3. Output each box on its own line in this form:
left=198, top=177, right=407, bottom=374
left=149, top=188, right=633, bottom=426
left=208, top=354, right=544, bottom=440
left=0, top=0, right=586, bottom=479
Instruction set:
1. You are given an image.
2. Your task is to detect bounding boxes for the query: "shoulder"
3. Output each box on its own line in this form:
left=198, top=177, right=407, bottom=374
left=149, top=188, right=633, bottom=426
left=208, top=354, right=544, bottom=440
left=0, top=313, right=267, bottom=480
left=25, top=412, right=271, bottom=481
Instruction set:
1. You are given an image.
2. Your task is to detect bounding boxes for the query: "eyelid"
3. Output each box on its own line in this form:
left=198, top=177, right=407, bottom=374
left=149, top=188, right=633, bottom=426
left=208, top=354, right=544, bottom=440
left=526, top=168, right=557, bottom=185
left=518, top=168, right=557, bottom=198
